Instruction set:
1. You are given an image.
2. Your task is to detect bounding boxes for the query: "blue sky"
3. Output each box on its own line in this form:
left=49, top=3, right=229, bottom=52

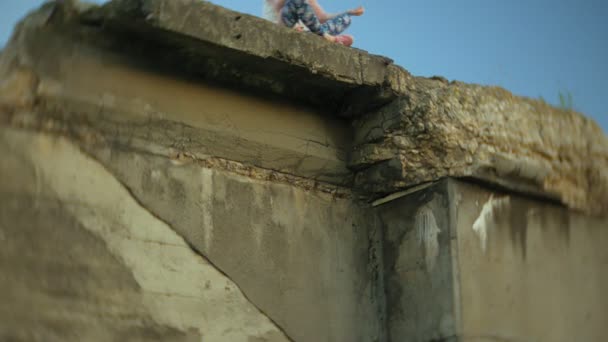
left=1, top=0, right=606, bottom=131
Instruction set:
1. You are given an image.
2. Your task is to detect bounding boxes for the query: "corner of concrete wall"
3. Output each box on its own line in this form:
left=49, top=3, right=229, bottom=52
left=375, top=180, right=460, bottom=342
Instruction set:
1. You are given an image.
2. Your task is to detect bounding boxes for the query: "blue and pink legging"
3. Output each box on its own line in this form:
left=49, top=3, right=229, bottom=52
left=280, top=0, right=352, bottom=36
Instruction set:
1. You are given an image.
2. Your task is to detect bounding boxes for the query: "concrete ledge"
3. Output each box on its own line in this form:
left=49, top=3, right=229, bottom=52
left=352, top=80, right=608, bottom=216
left=0, top=0, right=354, bottom=186
left=79, top=0, right=406, bottom=117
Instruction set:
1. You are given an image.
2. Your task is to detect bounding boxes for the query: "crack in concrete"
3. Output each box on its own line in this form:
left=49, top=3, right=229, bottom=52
left=0, top=110, right=354, bottom=199
left=1, top=125, right=299, bottom=341
left=68, top=141, right=297, bottom=342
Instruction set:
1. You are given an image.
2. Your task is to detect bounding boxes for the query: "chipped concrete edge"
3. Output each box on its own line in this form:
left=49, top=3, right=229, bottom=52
left=351, top=83, right=608, bottom=217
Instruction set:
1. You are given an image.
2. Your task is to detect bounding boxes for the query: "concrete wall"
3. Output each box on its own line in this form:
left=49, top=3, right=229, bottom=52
left=453, top=181, right=608, bottom=342
left=0, top=7, right=387, bottom=340
left=376, top=181, right=458, bottom=342
left=4, top=123, right=605, bottom=342
left=1, top=1, right=607, bottom=341
left=377, top=180, right=608, bottom=342
left=0, top=126, right=384, bottom=342
left=0, top=128, right=285, bottom=341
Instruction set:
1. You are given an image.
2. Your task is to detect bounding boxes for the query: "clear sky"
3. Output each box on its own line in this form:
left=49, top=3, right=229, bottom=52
left=1, top=0, right=606, bottom=131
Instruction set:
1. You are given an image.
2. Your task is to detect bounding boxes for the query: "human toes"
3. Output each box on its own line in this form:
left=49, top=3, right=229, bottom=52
left=350, top=6, right=364, bottom=16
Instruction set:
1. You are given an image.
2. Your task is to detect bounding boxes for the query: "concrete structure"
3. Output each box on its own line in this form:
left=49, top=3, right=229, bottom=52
left=0, top=0, right=606, bottom=341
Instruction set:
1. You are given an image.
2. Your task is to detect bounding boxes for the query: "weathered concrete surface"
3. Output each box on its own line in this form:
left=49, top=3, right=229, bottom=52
left=0, top=1, right=352, bottom=186
left=86, top=0, right=608, bottom=214
left=454, top=180, right=608, bottom=342
left=353, top=84, right=608, bottom=216
left=377, top=181, right=457, bottom=342
left=1, top=0, right=608, bottom=341
left=377, top=179, right=608, bottom=342
left=3, top=0, right=607, bottom=215
left=0, top=4, right=386, bottom=340
left=0, top=124, right=385, bottom=342
left=86, top=142, right=385, bottom=342
left=0, top=128, right=290, bottom=342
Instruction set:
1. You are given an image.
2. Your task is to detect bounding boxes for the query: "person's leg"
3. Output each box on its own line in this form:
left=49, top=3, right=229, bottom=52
left=321, top=13, right=352, bottom=35
left=281, top=0, right=327, bottom=34
left=294, top=0, right=326, bottom=34
left=280, top=0, right=300, bottom=28
left=334, top=34, right=353, bottom=47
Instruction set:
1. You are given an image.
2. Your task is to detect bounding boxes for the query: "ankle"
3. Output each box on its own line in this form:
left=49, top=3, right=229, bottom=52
left=323, top=33, right=337, bottom=42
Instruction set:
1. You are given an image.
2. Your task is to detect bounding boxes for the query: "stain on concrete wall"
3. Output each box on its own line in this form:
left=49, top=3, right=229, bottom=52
left=472, top=195, right=511, bottom=253
left=377, top=182, right=457, bottom=342
left=377, top=179, right=608, bottom=342
left=454, top=181, right=608, bottom=342
left=416, top=204, right=441, bottom=271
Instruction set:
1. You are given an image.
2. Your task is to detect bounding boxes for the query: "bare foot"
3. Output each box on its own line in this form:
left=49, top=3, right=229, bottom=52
left=349, top=6, right=364, bottom=16
left=335, top=34, right=354, bottom=47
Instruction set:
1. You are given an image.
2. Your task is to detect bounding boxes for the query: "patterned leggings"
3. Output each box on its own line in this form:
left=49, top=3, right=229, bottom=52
left=280, top=0, right=352, bottom=35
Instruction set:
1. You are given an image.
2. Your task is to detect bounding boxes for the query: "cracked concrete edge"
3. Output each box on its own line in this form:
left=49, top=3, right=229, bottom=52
left=0, top=126, right=294, bottom=342
left=88, top=0, right=398, bottom=85
left=74, top=0, right=408, bottom=116
left=2, top=108, right=354, bottom=200
left=87, top=147, right=297, bottom=342
left=351, top=82, right=608, bottom=216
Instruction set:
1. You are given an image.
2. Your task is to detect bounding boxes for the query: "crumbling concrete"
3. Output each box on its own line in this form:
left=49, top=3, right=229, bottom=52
left=352, top=84, right=608, bottom=216
left=0, top=0, right=607, bottom=341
